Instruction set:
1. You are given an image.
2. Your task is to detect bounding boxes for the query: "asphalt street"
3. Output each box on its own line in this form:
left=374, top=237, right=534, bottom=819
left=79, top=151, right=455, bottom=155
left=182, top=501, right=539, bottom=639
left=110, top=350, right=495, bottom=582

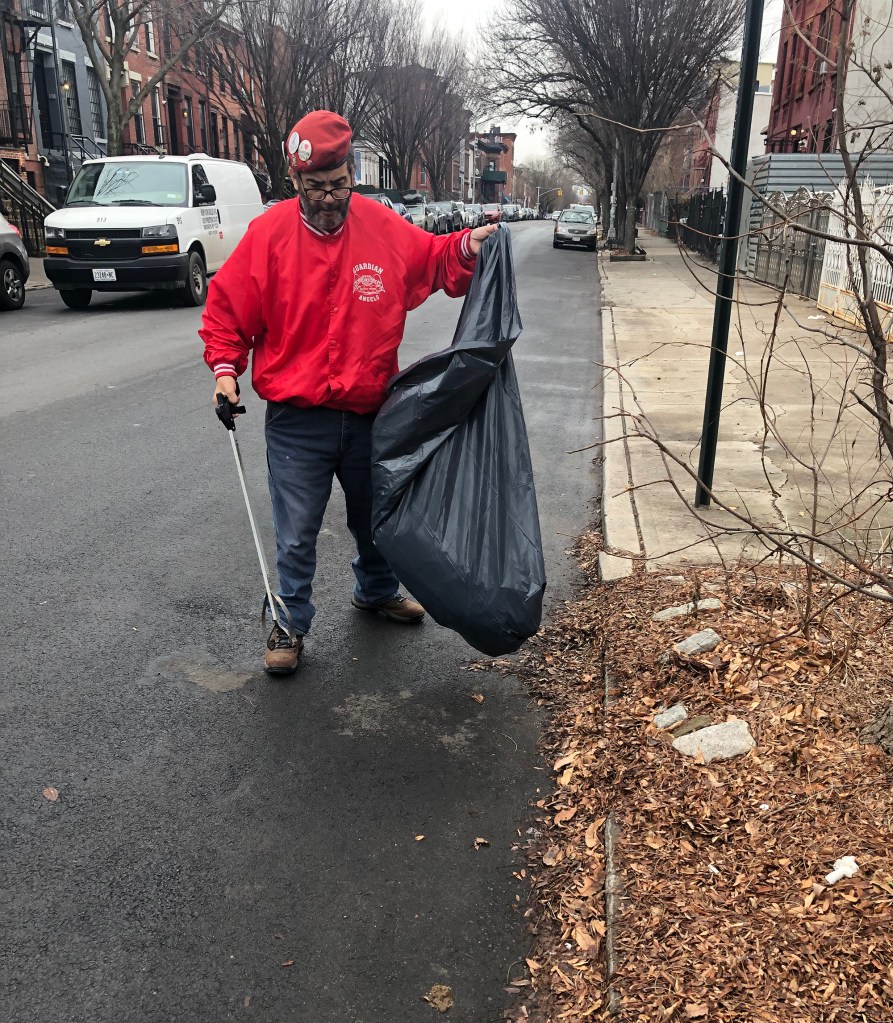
left=0, top=221, right=602, bottom=1023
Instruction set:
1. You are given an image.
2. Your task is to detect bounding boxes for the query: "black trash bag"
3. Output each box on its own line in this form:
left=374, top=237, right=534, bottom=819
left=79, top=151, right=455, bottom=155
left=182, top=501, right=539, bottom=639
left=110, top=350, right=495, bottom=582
left=371, top=228, right=546, bottom=656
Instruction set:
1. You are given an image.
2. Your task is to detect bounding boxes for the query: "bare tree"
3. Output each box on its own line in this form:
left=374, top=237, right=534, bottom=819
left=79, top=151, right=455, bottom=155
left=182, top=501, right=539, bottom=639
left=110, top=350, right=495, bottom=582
left=365, top=23, right=469, bottom=193
left=554, top=113, right=609, bottom=223
left=69, top=0, right=232, bottom=156
left=514, top=156, right=569, bottom=213
left=213, top=0, right=350, bottom=199
left=483, top=0, right=744, bottom=251
left=306, top=0, right=398, bottom=142
left=421, top=91, right=470, bottom=199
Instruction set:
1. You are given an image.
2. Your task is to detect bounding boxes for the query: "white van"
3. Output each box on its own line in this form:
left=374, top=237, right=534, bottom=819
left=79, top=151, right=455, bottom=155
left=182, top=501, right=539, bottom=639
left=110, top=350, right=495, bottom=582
left=44, top=154, right=264, bottom=309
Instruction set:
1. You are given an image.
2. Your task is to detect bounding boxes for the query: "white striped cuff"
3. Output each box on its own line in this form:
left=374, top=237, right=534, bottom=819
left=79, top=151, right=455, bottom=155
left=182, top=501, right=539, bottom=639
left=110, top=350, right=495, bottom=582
left=214, top=364, right=237, bottom=379
left=460, top=233, right=472, bottom=260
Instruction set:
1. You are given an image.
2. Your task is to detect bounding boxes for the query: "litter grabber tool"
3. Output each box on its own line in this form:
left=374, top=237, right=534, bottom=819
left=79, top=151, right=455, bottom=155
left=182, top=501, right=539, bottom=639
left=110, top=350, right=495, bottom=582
left=214, top=391, right=296, bottom=641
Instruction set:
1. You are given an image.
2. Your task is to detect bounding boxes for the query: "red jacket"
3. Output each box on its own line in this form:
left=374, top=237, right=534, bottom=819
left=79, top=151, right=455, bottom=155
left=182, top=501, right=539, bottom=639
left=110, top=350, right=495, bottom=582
left=200, top=195, right=476, bottom=414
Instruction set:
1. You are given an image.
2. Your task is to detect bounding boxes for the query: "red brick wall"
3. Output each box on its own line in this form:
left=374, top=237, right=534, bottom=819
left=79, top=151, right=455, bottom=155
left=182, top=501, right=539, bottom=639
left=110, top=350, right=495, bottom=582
left=766, top=0, right=844, bottom=153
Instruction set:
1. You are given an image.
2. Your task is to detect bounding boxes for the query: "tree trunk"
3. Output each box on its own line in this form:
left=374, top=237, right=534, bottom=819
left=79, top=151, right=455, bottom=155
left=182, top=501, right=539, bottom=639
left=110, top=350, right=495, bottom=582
left=615, top=175, right=627, bottom=250
left=861, top=703, right=893, bottom=754
left=107, top=108, right=124, bottom=157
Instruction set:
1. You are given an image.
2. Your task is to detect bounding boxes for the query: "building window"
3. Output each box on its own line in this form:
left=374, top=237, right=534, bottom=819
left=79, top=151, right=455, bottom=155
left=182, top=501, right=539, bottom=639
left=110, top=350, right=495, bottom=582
left=60, top=61, right=82, bottom=136
left=234, top=123, right=241, bottom=161
left=184, top=97, right=194, bottom=149
left=210, top=112, right=219, bottom=157
left=150, top=87, right=163, bottom=147
left=222, top=115, right=230, bottom=158
left=131, top=81, right=145, bottom=145
left=198, top=100, right=208, bottom=151
left=86, top=67, right=105, bottom=141
left=145, top=17, right=157, bottom=54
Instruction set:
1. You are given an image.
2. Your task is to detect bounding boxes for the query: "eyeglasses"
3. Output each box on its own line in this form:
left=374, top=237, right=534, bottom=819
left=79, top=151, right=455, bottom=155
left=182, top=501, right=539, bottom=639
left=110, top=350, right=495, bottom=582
left=301, top=185, right=353, bottom=202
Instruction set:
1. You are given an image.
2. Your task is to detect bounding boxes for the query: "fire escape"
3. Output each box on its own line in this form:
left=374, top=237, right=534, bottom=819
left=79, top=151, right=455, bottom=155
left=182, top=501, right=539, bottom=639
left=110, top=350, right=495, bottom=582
left=0, top=0, right=56, bottom=254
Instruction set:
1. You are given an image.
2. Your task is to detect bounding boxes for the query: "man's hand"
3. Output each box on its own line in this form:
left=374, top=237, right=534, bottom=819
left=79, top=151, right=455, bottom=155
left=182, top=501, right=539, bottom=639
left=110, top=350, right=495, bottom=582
left=469, top=224, right=500, bottom=256
left=212, top=374, right=241, bottom=414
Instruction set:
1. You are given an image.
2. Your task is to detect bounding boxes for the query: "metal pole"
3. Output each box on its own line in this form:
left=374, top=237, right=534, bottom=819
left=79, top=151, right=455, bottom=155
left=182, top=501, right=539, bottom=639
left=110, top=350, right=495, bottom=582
left=694, top=0, right=765, bottom=508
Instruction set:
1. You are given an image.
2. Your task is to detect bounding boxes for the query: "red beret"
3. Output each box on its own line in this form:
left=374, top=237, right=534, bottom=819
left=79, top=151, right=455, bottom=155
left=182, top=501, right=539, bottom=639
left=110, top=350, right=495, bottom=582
left=285, top=110, right=353, bottom=172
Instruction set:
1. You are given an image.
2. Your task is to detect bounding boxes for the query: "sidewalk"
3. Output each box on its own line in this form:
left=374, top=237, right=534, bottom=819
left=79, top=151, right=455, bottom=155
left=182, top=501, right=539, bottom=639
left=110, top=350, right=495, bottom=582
left=27, top=257, right=51, bottom=290
left=598, top=231, right=890, bottom=579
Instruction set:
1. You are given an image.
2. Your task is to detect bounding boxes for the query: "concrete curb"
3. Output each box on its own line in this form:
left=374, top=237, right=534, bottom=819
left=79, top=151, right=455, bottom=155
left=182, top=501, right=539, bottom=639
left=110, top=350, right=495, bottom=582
left=598, top=252, right=640, bottom=582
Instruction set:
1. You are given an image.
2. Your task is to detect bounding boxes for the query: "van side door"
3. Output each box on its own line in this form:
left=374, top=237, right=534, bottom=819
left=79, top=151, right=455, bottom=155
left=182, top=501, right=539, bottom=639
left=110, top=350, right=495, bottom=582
left=191, top=163, right=225, bottom=270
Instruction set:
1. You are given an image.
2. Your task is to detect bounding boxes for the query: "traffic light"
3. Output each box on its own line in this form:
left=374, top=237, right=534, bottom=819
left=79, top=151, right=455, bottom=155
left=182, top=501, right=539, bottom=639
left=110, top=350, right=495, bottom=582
left=556, top=189, right=563, bottom=197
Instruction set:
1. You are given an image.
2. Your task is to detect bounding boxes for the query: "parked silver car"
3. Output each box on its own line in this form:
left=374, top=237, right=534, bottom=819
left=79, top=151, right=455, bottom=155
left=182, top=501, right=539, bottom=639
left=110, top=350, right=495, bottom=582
left=0, top=211, right=30, bottom=311
left=407, top=203, right=436, bottom=232
left=429, top=201, right=463, bottom=233
left=466, top=203, right=485, bottom=228
left=553, top=209, right=597, bottom=251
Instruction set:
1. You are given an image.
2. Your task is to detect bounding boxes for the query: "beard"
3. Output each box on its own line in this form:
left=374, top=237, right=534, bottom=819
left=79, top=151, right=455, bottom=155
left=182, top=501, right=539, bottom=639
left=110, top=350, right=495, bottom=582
left=299, top=193, right=351, bottom=233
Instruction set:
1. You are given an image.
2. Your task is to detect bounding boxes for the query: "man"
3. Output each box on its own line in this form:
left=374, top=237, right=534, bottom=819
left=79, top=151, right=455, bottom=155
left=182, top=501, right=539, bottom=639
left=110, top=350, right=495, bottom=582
left=201, top=110, right=498, bottom=675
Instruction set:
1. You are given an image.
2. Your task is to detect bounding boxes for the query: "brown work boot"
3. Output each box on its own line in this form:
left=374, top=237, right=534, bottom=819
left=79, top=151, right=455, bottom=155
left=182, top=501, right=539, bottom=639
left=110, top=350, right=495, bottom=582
left=264, top=623, right=303, bottom=675
left=351, top=593, right=425, bottom=623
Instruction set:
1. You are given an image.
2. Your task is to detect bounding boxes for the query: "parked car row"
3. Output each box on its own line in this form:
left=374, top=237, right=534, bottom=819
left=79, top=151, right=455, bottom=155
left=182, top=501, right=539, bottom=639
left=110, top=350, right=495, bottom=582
left=403, top=199, right=491, bottom=235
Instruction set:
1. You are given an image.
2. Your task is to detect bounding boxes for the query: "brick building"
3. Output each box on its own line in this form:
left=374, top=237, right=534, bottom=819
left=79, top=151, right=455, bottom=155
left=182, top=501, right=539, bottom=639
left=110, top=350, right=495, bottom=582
left=765, top=0, right=893, bottom=156
left=470, top=126, right=516, bottom=204
left=765, top=0, right=843, bottom=153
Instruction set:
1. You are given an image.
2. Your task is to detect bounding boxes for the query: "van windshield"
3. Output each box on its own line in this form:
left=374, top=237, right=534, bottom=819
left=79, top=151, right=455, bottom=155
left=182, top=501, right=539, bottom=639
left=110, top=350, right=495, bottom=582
left=66, top=161, right=189, bottom=207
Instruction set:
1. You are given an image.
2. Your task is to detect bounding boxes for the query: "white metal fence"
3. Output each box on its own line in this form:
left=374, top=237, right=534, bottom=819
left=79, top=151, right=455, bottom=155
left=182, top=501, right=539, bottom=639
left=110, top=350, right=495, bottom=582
left=817, top=179, right=893, bottom=340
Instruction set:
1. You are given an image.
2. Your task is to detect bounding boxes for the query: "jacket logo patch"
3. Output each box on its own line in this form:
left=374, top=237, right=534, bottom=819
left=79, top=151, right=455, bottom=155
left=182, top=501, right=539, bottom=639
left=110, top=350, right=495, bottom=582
left=353, top=263, right=385, bottom=303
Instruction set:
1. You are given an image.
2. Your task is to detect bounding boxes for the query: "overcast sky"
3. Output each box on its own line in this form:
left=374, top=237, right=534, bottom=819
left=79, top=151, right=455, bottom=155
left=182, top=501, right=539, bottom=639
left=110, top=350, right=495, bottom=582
left=419, top=0, right=784, bottom=165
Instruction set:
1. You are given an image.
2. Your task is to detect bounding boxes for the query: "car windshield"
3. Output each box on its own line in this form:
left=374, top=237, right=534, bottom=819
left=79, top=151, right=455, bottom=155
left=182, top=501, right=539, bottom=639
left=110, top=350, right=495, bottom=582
left=66, top=161, right=189, bottom=207
left=407, top=205, right=425, bottom=212
left=431, top=202, right=453, bottom=210
left=483, top=204, right=499, bottom=210
left=560, top=211, right=594, bottom=224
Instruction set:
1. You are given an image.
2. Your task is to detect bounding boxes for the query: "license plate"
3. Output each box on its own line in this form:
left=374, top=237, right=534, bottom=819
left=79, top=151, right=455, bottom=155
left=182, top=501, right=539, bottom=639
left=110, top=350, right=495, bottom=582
left=92, top=269, right=116, bottom=282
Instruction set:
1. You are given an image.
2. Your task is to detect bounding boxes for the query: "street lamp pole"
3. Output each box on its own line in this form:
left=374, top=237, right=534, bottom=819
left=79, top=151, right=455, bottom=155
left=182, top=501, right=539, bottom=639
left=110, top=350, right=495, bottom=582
left=694, top=0, right=765, bottom=507
left=536, top=185, right=562, bottom=213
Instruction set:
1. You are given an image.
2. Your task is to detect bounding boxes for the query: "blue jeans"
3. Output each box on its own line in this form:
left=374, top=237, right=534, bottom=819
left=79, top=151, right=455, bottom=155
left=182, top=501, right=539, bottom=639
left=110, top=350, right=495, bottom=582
left=265, top=402, right=400, bottom=635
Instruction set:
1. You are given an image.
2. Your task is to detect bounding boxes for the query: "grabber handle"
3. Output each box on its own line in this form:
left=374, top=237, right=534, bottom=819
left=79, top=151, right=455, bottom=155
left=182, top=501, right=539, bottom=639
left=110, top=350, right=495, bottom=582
left=214, top=391, right=246, bottom=431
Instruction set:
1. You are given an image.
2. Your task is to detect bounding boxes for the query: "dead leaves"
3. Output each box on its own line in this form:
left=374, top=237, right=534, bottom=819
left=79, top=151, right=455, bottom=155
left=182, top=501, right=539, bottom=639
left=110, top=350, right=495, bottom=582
left=42, top=787, right=59, bottom=802
left=506, top=546, right=893, bottom=1023
left=422, top=984, right=453, bottom=1013
left=472, top=837, right=489, bottom=850
left=541, top=846, right=561, bottom=866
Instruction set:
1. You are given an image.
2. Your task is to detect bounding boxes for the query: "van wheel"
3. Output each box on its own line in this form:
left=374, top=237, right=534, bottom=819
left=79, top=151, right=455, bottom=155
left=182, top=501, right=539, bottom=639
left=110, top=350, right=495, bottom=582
left=60, top=289, right=92, bottom=310
left=181, top=250, right=207, bottom=307
left=0, top=257, right=25, bottom=310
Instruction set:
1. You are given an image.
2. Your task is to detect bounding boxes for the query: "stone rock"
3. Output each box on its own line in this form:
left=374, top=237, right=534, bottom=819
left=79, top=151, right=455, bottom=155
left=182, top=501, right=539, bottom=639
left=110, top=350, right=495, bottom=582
left=652, top=598, right=722, bottom=622
left=671, top=714, right=713, bottom=738
left=660, top=575, right=686, bottom=584
left=674, top=628, right=722, bottom=657
left=701, top=582, right=725, bottom=594
left=672, top=719, right=755, bottom=764
left=654, top=704, right=687, bottom=729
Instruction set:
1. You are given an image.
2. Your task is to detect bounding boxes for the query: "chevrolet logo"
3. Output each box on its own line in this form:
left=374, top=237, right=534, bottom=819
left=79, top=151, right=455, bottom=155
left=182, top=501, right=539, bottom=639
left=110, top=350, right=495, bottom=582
left=94, top=238, right=111, bottom=247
